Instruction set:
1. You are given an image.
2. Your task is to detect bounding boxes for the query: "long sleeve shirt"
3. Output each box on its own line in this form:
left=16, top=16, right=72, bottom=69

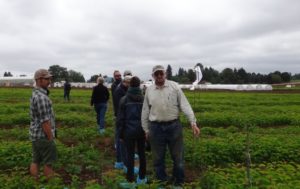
left=30, top=87, right=56, bottom=141
left=90, top=84, right=109, bottom=106
left=141, top=80, right=196, bottom=133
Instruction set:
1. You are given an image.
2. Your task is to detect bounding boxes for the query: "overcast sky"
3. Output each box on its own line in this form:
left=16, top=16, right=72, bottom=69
left=0, top=0, right=300, bottom=80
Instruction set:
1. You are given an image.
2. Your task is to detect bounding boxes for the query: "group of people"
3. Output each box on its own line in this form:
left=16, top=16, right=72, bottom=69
left=29, top=65, right=200, bottom=187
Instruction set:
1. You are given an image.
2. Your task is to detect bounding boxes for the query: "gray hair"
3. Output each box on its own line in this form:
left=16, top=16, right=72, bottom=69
left=123, top=70, right=132, bottom=77
left=123, top=75, right=132, bottom=82
left=97, top=77, right=104, bottom=84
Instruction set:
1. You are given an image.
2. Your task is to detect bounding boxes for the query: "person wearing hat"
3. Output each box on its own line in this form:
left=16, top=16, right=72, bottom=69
left=123, top=70, right=132, bottom=77
left=90, top=76, right=110, bottom=134
left=29, top=69, right=57, bottom=180
left=141, top=65, right=200, bottom=186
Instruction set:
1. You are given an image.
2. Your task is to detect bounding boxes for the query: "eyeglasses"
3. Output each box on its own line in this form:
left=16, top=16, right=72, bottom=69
left=42, top=78, right=50, bottom=80
left=114, top=74, right=121, bottom=77
left=154, top=71, right=164, bottom=77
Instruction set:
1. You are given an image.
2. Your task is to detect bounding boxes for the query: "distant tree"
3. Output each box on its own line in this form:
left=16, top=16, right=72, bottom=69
left=178, top=76, right=190, bottom=84
left=203, top=67, right=220, bottom=83
left=187, top=69, right=195, bottom=83
left=48, top=65, right=68, bottom=82
left=233, top=68, right=239, bottom=84
left=171, top=75, right=179, bottom=82
left=247, top=73, right=254, bottom=83
left=166, top=65, right=172, bottom=80
left=178, top=67, right=186, bottom=76
left=4, top=72, right=13, bottom=77
left=254, top=73, right=265, bottom=83
left=220, top=68, right=235, bottom=84
left=171, top=63, right=294, bottom=84
left=68, top=70, right=85, bottom=82
left=237, top=68, right=248, bottom=84
left=209, top=69, right=221, bottom=83
left=273, top=71, right=281, bottom=76
left=88, top=75, right=100, bottom=83
left=292, top=73, right=300, bottom=80
left=267, top=73, right=282, bottom=84
left=281, top=72, right=291, bottom=83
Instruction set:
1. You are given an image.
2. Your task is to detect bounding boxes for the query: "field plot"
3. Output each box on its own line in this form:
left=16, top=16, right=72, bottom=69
left=0, top=88, right=300, bottom=188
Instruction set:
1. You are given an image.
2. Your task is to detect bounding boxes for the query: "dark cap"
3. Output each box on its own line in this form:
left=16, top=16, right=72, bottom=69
left=34, top=69, right=52, bottom=79
left=152, top=65, right=165, bottom=74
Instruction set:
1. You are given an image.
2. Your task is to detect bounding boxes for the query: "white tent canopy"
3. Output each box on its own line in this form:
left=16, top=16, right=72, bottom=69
left=179, top=84, right=273, bottom=91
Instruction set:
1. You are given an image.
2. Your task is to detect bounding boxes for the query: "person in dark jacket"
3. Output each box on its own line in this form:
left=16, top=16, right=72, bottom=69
left=117, top=76, right=147, bottom=184
left=112, top=70, right=132, bottom=117
left=90, top=77, right=109, bottom=134
left=113, top=75, right=132, bottom=170
left=64, top=79, right=71, bottom=101
left=111, top=70, right=122, bottom=114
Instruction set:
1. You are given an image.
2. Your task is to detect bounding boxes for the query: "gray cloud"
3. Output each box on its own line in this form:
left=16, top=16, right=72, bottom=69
left=0, top=0, right=300, bottom=80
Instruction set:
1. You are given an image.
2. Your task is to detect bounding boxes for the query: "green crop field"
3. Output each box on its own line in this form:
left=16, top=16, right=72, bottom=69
left=0, top=87, right=300, bottom=188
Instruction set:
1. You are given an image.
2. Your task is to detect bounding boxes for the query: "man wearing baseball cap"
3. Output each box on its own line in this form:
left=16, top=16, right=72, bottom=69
left=29, top=69, right=57, bottom=180
left=141, top=65, right=200, bottom=186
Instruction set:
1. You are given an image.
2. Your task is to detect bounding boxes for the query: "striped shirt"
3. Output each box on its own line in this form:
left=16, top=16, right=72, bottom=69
left=29, top=87, right=55, bottom=141
left=141, top=80, right=196, bottom=133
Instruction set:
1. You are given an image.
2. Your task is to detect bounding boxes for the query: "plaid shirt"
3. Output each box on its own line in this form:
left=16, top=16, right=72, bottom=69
left=29, top=87, right=55, bottom=141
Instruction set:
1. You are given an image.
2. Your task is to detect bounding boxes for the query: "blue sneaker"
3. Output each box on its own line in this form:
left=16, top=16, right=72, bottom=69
left=114, top=162, right=124, bottom=169
left=136, top=176, right=147, bottom=185
left=99, top=129, right=105, bottom=134
left=123, top=166, right=139, bottom=175
left=134, top=167, right=139, bottom=175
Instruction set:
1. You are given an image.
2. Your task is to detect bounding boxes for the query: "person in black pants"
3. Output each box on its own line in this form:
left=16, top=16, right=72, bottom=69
left=117, top=76, right=147, bottom=184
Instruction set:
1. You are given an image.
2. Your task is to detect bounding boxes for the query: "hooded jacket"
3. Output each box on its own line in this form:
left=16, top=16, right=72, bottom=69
left=117, top=87, right=145, bottom=139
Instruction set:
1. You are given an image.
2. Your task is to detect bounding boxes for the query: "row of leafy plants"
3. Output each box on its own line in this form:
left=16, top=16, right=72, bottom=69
left=1, top=88, right=300, bottom=188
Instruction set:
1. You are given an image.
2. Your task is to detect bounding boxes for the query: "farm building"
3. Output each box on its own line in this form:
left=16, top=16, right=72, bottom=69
left=0, top=76, right=34, bottom=87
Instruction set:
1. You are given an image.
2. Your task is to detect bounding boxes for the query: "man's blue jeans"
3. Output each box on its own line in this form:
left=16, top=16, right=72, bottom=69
left=115, top=126, right=127, bottom=165
left=94, top=103, right=107, bottom=130
left=149, top=120, right=184, bottom=185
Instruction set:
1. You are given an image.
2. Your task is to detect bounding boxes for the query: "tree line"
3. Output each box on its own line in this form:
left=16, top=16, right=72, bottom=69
left=3, top=63, right=299, bottom=84
left=166, top=63, right=297, bottom=84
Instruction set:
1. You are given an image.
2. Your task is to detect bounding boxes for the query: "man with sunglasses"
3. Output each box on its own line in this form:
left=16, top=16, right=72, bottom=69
left=29, top=69, right=57, bottom=180
left=111, top=70, right=122, bottom=113
left=141, top=65, right=200, bottom=187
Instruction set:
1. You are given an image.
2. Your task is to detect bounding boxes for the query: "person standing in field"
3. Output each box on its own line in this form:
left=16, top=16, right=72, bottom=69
left=63, top=79, right=71, bottom=102
left=118, top=76, right=147, bottom=184
left=29, top=69, right=57, bottom=180
left=90, top=76, right=110, bottom=134
left=112, top=70, right=132, bottom=117
left=113, top=72, right=132, bottom=170
left=141, top=65, right=200, bottom=186
left=111, top=70, right=122, bottom=110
